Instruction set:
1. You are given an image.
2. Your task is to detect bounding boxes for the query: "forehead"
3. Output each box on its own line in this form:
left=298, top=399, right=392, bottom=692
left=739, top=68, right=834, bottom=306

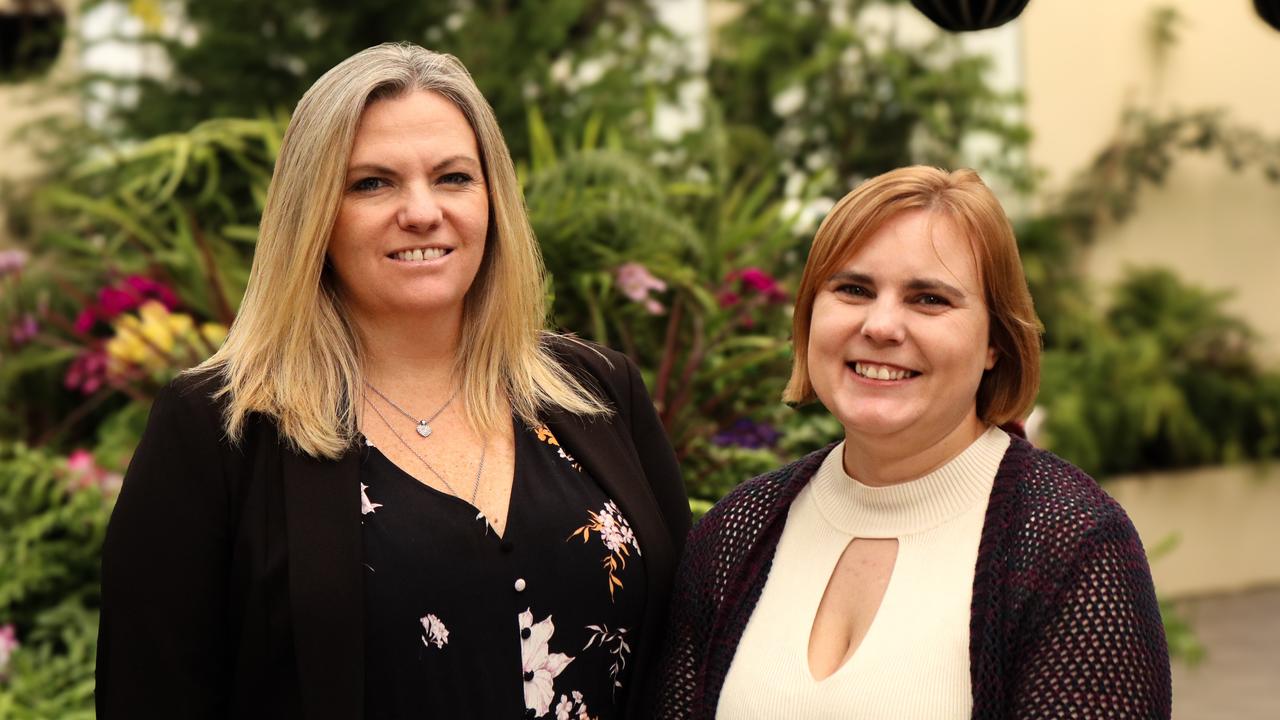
left=834, top=210, right=982, bottom=287
left=349, top=90, right=478, bottom=157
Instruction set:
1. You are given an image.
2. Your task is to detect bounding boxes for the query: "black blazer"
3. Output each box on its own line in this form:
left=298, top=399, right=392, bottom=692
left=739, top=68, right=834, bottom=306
left=96, top=339, right=690, bottom=720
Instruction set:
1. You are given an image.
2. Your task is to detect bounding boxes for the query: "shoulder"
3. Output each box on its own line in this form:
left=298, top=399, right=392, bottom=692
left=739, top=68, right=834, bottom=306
left=992, top=437, right=1141, bottom=559
left=543, top=333, right=627, bottom=378
left=541, top=332, right=634, bottom=403
left=150, top=369, right=228, bottom=436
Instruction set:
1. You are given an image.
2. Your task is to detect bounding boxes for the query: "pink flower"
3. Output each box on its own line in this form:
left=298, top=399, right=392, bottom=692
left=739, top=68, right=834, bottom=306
left=615, top=262, right=667, bottom=315
left=0, top=624, right=18, bottom=677
left=0, top=249, right=28, bottom=278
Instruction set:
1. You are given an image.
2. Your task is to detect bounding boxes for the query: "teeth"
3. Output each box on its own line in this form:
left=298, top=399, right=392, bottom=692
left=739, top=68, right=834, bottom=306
left=854, top=362, right=913, bottom=381
left=393, top=247, right=448, bottom=261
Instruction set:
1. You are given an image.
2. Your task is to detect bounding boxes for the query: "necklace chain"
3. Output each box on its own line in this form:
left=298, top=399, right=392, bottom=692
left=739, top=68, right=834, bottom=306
left=364, top=382, right=458, bottom=438
left=363, top=392, right=484, bottom=506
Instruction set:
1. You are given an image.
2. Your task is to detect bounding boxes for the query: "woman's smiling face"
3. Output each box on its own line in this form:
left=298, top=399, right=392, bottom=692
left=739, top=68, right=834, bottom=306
left=326, top=90, right=489, bottom=325
left=807, top=209, right=996, bottom=451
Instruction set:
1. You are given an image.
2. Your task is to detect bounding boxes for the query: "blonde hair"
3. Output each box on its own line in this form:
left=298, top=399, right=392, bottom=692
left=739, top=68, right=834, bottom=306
left=782, top=166, right=1042, bottom=425
left=198, top=43, right=609, bottom=459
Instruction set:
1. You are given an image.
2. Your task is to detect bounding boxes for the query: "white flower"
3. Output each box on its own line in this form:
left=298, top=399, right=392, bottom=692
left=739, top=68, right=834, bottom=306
left=520, top=608, right=575, bottom=717
left=360, top=483, right=382, bottom=516
left=420, top=614, right=449, bottom=649
left=555, top=694, right=574, bottom=720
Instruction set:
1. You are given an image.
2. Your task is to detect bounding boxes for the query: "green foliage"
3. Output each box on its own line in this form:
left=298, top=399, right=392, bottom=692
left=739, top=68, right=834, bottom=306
left=84, top=0, right=687, bottom=162
left=0, top=444, right=110, bottom=718
left=708, top=0, right=1032, bottom=193
left=1039, top=268, right=1280, bottom=478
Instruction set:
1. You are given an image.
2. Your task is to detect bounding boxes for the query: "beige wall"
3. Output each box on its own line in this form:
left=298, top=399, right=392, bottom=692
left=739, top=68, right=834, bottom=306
left=0, top=0, right=80, bottom=245
left=1021, top=0, right=1280, bottom=361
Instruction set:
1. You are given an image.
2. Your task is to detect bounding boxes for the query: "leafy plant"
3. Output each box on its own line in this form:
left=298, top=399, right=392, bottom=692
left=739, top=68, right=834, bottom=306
left=0, top=443, right=112, bottom=718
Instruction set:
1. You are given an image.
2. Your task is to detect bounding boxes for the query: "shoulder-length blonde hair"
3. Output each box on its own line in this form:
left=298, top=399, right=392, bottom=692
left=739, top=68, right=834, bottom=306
left=199, top=43, right=609, bottom=459
left=782, top=166, right=1042, bottom=425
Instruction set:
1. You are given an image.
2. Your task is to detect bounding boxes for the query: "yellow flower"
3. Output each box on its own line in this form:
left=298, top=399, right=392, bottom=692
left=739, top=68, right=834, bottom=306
left=105, top=301, right=224, bottom=377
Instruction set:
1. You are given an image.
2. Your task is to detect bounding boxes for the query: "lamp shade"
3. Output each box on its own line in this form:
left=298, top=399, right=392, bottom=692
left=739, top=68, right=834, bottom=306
left=1257, top=0, right=1280, bottom=31
left=910, top=0, right=1032, bottom=32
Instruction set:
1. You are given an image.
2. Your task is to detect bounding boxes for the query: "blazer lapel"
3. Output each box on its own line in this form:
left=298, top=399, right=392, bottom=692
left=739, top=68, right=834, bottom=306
left=281, top=447, right=364, bottom=720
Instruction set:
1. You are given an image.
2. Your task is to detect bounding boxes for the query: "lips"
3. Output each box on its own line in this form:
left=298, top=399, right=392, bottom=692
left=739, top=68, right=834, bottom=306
left=849, top=361, right=920, bottom=381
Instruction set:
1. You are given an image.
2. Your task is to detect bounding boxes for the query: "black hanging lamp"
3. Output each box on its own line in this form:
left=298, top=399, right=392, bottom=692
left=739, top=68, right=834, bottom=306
left=909, top=0, right=1032, bottom=32
left=1256, top=0, right=1280, bottom=31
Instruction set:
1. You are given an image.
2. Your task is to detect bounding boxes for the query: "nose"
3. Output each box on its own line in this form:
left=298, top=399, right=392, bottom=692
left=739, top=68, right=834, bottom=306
left=860, top=298, right=906, bottom=345
left=397, top=183, right=443, bottom=232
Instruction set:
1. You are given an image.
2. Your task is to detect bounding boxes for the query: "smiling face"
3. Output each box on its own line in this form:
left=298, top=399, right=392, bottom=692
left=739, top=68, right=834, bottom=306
left=808, top=209, right=996, bottom=458
left=326, top=90, right=489, bottom=326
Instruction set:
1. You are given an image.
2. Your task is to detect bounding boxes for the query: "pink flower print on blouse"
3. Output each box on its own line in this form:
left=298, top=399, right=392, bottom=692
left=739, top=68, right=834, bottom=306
left=360, top=483, right=382, bottom=516
left=519, top=608, right=575, bottom=717
left=555, top=690, right=599, bottom=720
left=567, top=500, right=642, bottom=601
left=420, top=614, right=449, bottom=649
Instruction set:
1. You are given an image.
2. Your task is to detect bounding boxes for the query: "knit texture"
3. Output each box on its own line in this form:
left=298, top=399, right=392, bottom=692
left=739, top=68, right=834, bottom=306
left=716, top=427, right=1008, bottom=719
left=653, top=435, right=1172, bottom=719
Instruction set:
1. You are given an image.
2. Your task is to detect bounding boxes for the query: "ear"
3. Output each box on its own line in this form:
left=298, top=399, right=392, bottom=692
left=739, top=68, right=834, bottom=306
left=985, top=345, right=998, bottom=371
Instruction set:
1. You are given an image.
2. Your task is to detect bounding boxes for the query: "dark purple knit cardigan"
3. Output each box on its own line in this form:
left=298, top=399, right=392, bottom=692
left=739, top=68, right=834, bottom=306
left=653, top=435, right=1172, bottom=719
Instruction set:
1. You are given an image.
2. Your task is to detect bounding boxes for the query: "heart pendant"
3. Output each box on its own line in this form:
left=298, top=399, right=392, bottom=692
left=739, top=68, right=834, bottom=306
left=416, top=421, right=432, bottom=438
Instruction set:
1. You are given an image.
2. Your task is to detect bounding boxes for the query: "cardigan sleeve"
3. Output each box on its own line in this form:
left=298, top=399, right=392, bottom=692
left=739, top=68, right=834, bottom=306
left=96, top=379, right=235, bottom=719
left=1008, top=511, right=1172, bottom=718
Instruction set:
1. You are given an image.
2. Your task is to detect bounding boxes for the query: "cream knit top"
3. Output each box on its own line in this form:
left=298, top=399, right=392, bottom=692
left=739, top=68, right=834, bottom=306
left=716, top=426, right=1010, bottom=720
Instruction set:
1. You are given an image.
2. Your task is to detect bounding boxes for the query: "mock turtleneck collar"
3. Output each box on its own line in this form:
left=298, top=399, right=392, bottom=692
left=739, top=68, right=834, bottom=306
left=810, top=425, right=1010, bottom=537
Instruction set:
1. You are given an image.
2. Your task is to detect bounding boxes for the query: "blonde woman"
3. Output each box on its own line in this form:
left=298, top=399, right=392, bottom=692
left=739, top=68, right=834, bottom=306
left=97, top=44, right=688, bottom=720
left=655, top=167, right=1170, bottom=718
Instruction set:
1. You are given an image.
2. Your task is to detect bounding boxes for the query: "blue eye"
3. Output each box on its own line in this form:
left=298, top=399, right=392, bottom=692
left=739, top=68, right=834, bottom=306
left=349, top=177, right=387, bottom=192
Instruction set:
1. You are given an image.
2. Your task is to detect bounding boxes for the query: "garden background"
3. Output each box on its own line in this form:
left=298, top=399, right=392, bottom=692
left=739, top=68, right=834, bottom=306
left=2, top=0, right=1279, bottom=717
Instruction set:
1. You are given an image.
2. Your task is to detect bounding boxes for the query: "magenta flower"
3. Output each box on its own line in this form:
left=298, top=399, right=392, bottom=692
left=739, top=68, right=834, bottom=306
left=615, top=262, right=668, bottom=315
left=728, top=267, right=787, bottom=303
left=65, top=349, right=109, bottom=395
left=75, top=275, right=181, bottom=334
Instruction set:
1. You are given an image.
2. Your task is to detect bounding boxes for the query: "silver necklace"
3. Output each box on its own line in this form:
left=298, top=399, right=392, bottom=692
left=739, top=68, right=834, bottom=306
left=364, top=382, right=458, bottom=438
left=363, top=392, right=485, bottom=506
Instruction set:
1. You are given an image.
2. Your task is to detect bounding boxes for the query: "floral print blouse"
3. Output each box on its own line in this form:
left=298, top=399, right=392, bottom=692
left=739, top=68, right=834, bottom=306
left=360, top=419, right=646, bottom=719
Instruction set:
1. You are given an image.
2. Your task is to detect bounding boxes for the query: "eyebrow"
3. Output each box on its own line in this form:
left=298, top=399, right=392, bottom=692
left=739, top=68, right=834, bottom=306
left=345, top=155, right=482, bottom=177
left=828, top=270, right=966, bottom=297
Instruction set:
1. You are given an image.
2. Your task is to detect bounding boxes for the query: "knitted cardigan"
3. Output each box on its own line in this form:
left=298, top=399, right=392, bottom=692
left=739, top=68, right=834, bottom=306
left=654, top=435, right=1172, bottom=719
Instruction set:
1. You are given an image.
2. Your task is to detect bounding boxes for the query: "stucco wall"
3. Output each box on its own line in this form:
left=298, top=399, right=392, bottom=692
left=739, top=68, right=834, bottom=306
left=1021, top=0, right=1280, bottom=361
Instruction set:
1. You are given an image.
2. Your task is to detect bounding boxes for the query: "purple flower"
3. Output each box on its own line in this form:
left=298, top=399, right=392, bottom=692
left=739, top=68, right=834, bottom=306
left=0, top=249, right=28, bottom=278
left=0, top=624, right=17, bottom=677
left=711, top=418, right=781, bottom=449
left=9, top=313, right=38, bottom=345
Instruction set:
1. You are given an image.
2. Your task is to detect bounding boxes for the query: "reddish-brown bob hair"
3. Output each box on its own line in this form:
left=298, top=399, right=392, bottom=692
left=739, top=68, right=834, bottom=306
left=782, top=166, right=1042, bottom=425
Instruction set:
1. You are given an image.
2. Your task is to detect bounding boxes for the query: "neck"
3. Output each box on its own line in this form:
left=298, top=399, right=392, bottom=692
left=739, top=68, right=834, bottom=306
left=841, top=413, right=988, bottom=487
left=354, top=308, right=462, bottom=392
